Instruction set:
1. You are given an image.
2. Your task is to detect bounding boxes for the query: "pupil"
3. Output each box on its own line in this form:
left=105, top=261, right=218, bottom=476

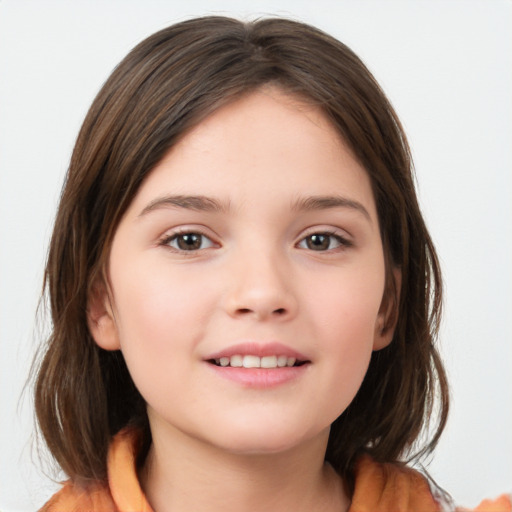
left=308, top=234, right=329, bottom=250
left=179, top=234, right=201, bottom=250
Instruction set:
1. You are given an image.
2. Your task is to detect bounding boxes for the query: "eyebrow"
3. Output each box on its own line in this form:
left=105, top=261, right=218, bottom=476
left=138, top=193, right=371, bottom=222
left=138, top=195, right=230, bottom=217
left=291, top=195, right=372, bottom=222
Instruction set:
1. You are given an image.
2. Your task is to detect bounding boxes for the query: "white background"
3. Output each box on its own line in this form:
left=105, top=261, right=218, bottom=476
left=0, top=1, right=511, bottom=510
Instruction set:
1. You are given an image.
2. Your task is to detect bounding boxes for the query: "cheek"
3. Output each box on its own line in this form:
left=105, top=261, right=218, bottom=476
left=108, top=262, right=219, bottom=413
left=308, top=265, right=385, bottom=343
left=110, top=261, right=214, bottom=365
left=304, top=264, right=385, bottom=410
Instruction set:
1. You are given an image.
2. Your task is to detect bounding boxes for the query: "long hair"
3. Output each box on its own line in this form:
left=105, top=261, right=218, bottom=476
left=34, top=16, right=448, bottom=490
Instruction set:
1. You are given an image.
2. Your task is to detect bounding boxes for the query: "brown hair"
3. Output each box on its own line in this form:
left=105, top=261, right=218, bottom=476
left=34, top=15, right=448, bottom=490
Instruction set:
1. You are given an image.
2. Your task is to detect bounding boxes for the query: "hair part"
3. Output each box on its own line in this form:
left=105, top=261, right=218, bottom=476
left=34, top=15, right=448, bottom=491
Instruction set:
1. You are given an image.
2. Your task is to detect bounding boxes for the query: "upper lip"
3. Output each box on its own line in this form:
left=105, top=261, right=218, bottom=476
left=205, top=342, right=309, bottom=362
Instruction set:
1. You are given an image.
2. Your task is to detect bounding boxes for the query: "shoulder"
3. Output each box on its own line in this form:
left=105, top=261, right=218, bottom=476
left=38, top=427, right=152, bottom=512
left=351, top=455, right=440, bottom=511
left=39, top=480, right=117, bottom=512
left=457, top=494, right=512, bottom=512
left=351, top=456, right=512, bottom=512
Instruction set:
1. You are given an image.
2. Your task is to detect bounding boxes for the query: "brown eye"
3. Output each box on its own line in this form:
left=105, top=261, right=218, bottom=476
left=299, top=233, right=347, bottom=251
left=166, top=233, right=214, bottom=251
left=306, top=234, right=330, bottom=250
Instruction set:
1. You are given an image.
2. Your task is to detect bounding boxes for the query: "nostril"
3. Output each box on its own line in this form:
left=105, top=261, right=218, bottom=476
left=232, top=307, right=289, bottom=318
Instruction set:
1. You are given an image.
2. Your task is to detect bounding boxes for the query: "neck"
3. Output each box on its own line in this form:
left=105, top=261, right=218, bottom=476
left=140, top=422, right=349, bottom=512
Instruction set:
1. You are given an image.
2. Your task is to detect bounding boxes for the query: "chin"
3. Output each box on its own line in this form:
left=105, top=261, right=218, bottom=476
left=207, top=421, right=328, bottom=457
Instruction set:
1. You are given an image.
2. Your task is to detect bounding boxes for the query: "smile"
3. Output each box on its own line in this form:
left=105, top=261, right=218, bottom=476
left=210, top=355, right=305, bottom=368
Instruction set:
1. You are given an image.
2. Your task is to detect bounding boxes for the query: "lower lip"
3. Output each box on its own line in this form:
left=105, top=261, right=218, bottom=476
left=206, top=364, right=309, bottom=389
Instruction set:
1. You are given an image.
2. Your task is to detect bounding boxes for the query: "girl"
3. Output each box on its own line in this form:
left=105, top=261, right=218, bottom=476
left=33, top=16, right=509, bottom=512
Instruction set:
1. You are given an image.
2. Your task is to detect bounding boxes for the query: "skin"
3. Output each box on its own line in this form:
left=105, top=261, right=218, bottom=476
left=88, top=87, right=397, bottom=512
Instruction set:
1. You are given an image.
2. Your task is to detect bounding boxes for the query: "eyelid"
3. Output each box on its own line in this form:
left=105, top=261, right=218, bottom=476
left=158, top=226, right=220, bottom=252
left=156, top=224, right=353, bottom=253
left=299, top=225, right=353, bottom=242
left=296, top=226, right=354, bottom=251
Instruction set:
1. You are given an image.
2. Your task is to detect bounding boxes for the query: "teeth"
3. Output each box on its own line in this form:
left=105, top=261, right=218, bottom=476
left=261, top=355, right=277, bottom=368
left=243, top=355, right=260, bottom=368
left=214, top=355, right=301, bottom=368
left=230, top=355, right=243, bottom=367
left=277, top=355, right=288, bottom=367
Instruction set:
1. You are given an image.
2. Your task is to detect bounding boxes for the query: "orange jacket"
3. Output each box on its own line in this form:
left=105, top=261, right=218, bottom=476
left=40, top=428, right=511, bottom=512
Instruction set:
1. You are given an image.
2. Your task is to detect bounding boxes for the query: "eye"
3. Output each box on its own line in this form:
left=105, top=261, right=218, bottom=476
left=162, top=232, right=215, bottom=251
left=298, top=232, right=350, bottom=251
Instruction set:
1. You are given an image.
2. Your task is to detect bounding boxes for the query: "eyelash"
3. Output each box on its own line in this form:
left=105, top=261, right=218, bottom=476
left=158, top=229, right=352, bottom=253
left=159, top=230, right=216, bottom=252
left=297, top=231, right=352, bottom=252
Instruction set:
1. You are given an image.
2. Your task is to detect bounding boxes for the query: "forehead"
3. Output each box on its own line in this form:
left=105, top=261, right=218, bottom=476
left=127, top=87, right=377, bottom=220
left=175, top=87, right=350, bottom=170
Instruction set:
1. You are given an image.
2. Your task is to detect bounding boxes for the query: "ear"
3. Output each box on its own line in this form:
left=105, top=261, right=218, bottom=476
left=373, top=267, right=401, bottom=351
left=87, top=279, right=121, bottom=351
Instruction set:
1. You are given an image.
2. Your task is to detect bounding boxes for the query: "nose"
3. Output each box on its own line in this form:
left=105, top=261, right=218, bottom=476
left=223, top=248, right=298, bottom=322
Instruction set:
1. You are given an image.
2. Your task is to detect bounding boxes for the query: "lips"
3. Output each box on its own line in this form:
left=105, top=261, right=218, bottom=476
left=212, top=354, right=299, bottom=368
left=205, top=342, right=310, bottom=388
left=205, top=342, right=310, bottom=369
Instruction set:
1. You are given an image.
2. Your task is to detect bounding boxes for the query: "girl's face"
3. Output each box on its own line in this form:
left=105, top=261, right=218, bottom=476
left=90, top=88, right=394, bottom=456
